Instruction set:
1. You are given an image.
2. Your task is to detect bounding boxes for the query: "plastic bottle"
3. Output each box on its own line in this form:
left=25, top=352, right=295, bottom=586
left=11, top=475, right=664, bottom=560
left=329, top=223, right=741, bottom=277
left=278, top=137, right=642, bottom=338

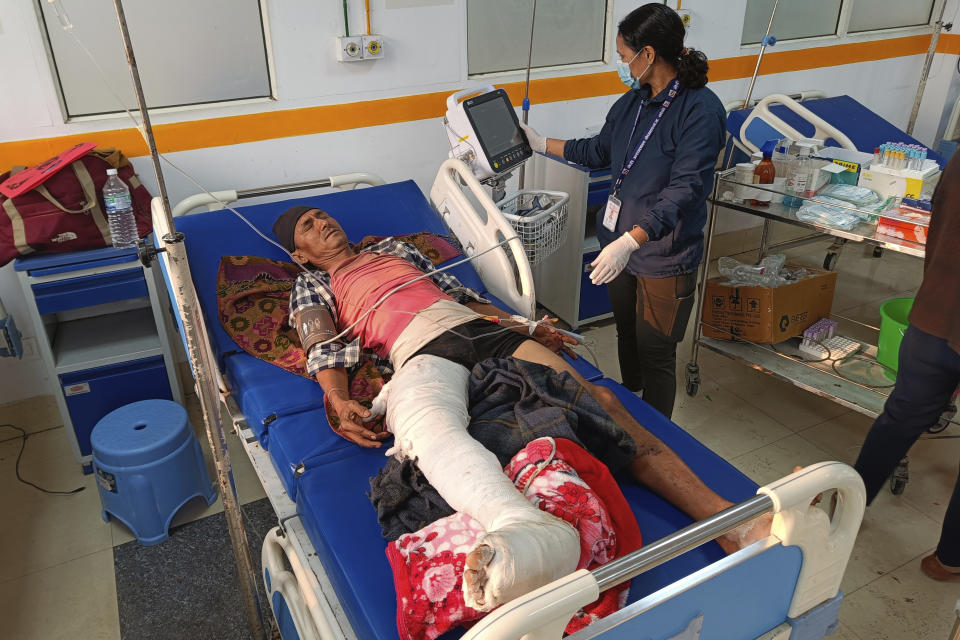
left=785, top=145, right=814, bottom=208
left=750, top=140, right=776, bottom=207
left=102, top=169, right=138, bottom=249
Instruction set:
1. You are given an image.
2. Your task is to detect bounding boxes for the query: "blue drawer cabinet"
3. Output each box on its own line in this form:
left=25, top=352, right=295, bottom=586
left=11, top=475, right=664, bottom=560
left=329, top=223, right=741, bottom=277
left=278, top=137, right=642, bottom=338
left=32, top=268, right=148, bottom=315
left=15, top=247, right=183, bottom=471
left=60, top=357, right=173, bottom=457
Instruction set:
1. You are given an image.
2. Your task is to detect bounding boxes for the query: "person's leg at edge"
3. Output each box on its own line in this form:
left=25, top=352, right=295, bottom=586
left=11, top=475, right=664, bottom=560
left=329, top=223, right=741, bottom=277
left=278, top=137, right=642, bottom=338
left=924, top=466, right=960, bottom=578
left=510, top=339, right=766, bottom=552
left=852, top=325, right=960, bottom=578
left=634, top=272, right=697, bottom=420
left=377, top=354, right=580, bottom=610
left=606, top=270, right=644, bottom=392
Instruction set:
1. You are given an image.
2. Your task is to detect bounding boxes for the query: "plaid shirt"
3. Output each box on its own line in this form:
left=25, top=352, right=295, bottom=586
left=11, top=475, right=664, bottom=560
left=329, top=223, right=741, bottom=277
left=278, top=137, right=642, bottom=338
left=290, top=237, right=488, bottom=377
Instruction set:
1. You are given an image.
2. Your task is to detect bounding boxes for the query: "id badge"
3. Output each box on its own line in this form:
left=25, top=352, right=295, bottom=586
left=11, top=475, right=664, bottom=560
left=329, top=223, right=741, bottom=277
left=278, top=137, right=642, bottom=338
left=602, top=196, right=621, bottom=232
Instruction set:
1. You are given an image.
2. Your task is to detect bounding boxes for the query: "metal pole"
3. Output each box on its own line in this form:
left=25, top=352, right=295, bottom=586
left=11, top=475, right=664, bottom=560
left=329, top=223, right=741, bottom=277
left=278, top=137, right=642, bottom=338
left=593, top=494, right=773, bottom=590
left=109, top=3, right=268, bottom=638
left=518, top=0, right=537, bottom=189
left=741, top=0, right=780, bottom=112
left=906, top=2, right=949, bottom=135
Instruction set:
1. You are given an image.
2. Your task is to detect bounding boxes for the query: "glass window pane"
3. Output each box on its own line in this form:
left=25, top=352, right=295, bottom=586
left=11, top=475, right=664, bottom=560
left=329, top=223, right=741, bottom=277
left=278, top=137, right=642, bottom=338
left=38, top=0, right=271, bottom=118
left=741, top=0, right=842, bottom=45
left=467, top=0, right=608, bottom=76
left=849, top=0, right=934, bottom=32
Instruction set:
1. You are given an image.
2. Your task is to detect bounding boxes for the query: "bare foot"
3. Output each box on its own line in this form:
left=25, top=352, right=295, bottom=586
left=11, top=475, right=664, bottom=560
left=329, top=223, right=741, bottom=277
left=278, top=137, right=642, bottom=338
left=463, top=545, right=496, bottom=608
left=921, top=553, right=960, bottom=582
left=461, top=518, right=579, bottom=612
left=716, top=513, right=774, bottom=554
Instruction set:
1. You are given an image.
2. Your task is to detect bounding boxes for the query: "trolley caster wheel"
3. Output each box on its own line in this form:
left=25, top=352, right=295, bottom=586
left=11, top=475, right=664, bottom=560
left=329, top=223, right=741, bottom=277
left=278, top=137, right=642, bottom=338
left=823, top=252, right=839, bottom=271
left=890, top=457, right=909, bottom=495
left=684, top=363, right=701, bottom=397
left=872, top=246, right=884, bottom=258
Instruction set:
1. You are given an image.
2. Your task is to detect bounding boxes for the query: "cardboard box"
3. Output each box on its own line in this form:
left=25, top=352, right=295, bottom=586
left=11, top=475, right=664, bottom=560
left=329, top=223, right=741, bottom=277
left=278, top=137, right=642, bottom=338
left=701, top=267, right=838, bottom=343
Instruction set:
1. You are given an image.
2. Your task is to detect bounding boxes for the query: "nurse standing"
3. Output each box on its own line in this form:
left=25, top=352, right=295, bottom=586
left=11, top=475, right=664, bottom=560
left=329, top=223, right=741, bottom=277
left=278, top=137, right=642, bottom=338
left=521, top=3, right=725, bottom=418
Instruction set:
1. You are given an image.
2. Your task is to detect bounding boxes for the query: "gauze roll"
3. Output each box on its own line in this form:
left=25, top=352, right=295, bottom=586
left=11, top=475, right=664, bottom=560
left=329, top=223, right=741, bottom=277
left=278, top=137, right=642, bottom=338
left=381, top=355, right=579, bottom=610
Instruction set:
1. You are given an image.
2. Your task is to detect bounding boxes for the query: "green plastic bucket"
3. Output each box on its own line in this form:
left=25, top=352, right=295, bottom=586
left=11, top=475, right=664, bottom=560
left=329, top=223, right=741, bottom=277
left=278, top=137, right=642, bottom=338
left=877, top=297, right=914, bottom=378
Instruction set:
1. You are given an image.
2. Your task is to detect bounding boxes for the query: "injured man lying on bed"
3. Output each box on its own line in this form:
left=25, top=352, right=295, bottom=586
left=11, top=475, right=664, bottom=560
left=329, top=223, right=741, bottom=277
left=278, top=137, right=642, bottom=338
left=273, top=205, right=771, bottom=612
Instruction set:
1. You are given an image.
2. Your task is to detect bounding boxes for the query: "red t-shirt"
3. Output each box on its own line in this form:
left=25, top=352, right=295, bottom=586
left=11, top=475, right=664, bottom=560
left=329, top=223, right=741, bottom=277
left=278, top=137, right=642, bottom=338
left=330, top=253, right=453, bottom=358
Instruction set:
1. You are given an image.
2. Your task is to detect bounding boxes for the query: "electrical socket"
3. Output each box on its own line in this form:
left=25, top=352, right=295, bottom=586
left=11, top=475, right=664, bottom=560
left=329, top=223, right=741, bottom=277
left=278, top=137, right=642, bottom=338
left=362, top=35, right=384, bottom=60
left=336, top=36, right=364, bottom=62
left=20, top=337, right=38, bottom=360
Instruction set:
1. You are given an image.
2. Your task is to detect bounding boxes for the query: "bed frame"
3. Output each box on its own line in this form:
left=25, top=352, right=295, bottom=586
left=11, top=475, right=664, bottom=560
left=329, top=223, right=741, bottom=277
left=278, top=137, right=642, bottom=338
left=151, top=160, right=866, bottom=640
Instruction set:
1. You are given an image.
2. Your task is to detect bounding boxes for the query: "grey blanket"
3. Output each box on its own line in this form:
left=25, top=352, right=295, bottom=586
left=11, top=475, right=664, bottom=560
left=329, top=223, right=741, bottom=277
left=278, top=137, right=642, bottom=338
left=368, top=357, right=636, bottom=540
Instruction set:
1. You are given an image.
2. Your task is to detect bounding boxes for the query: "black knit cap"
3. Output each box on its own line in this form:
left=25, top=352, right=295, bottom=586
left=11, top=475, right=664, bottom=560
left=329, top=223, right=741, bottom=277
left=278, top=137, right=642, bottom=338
left=272, top=205, right=318, bottom=252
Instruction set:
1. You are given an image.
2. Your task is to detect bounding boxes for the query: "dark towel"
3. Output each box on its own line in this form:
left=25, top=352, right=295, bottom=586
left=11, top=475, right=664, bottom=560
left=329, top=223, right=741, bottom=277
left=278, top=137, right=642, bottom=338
left=368, top=357, right=637, bottom=540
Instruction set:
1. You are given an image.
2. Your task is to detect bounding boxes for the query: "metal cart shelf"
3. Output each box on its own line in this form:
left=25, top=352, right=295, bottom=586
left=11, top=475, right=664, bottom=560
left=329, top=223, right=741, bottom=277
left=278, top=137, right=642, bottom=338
left=686, top=168, right=953, bottom=493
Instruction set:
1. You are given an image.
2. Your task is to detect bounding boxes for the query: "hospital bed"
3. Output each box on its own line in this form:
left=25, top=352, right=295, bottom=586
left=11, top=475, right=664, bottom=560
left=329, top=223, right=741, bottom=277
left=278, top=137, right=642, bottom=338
left=149, top=159, right=865, bottom=640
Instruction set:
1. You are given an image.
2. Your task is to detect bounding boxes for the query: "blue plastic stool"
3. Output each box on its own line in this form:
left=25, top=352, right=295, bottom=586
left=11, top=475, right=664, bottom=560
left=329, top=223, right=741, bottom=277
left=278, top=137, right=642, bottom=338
left=91, top=399, right=217, bottom=545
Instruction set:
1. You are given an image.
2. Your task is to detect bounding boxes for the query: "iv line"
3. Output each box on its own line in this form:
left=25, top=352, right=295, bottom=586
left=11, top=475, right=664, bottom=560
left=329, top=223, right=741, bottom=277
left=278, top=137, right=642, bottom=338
left=50, top=0, right=596, bottom=363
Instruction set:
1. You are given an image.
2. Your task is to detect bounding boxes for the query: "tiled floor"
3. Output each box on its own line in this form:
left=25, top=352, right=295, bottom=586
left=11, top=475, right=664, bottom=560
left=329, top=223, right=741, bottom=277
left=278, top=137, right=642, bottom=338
left=1, top=238, right=958, bottom=639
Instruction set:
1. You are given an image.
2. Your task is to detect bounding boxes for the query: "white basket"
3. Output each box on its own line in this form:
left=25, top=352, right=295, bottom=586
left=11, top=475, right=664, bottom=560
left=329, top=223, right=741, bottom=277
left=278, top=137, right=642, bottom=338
left=497, top=190, right=569, bottom=266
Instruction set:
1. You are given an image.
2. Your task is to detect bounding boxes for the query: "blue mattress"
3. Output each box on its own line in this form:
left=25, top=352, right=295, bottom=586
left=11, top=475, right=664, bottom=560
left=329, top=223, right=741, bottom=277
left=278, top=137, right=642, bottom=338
left=726, top=95, right=944, bottom=166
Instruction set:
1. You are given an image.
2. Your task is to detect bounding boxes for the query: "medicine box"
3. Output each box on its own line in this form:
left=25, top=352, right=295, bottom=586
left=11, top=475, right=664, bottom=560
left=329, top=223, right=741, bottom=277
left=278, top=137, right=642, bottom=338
left=876, top=208, right=931, bottom=245
left=701, top=266, right=838, bottom=344
left=858, top=162, right=941, bottom=200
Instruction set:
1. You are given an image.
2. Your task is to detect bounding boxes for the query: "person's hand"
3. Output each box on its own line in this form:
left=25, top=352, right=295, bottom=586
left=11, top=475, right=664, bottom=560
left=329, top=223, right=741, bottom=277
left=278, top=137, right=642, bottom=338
left=589, top=232, right=640, bottom=285
left=531, top=321, right=579, bottom=359
left=328, top=391, right=390, bottom=448
left=519, top=122, right=547, bottom=154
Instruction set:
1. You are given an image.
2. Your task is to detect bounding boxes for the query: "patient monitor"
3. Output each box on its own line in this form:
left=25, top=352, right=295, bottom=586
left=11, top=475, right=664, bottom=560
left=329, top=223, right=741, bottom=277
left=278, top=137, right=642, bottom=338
left=444, top=86, right=532, bottom=183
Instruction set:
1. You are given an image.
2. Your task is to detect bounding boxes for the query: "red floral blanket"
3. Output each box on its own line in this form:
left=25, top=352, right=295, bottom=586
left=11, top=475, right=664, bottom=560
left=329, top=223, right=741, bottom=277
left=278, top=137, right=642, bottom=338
left=386, top=437, right=643, bottom=640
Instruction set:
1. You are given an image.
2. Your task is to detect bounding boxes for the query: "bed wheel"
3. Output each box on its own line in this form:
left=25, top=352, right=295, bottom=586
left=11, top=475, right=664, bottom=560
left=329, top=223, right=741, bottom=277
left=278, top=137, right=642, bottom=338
left=684, top=363, right=700, bottom=397
left=872, top=246, right=884, bottom=258
left=823, top=252, right=839, bottom=271
left=890, top=457, right=909, bottom=495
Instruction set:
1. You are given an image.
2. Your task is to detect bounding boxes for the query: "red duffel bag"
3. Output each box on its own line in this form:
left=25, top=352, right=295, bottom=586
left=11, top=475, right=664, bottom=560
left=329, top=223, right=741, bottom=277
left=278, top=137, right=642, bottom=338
left=0, top=147, right=153, bottom=268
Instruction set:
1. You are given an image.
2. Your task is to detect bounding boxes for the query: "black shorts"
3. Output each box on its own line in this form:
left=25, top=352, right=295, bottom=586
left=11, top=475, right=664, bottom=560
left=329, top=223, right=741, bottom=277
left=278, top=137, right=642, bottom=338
left=410, top=318, right=531, bottom=370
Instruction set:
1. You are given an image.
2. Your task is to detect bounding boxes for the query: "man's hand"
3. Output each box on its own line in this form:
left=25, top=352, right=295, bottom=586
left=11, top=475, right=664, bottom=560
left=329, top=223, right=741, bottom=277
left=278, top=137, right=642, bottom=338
left=531, top=322, right=579, bottom=360
left=328, top=391, right=390, bottom=448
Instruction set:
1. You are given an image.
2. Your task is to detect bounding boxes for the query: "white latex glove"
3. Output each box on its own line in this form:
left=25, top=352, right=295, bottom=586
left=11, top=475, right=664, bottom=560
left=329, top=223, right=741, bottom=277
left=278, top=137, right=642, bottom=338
left=590, top=232, right=640, bottom=285
left=519, top=122, right=547, bottom=154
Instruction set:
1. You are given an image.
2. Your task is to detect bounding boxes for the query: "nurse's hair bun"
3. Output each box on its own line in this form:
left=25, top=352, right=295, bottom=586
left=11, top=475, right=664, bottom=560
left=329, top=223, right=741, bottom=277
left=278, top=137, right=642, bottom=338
left=619, top=3, right=709, bottom=89
left=677, top=47, right=709, bottom=89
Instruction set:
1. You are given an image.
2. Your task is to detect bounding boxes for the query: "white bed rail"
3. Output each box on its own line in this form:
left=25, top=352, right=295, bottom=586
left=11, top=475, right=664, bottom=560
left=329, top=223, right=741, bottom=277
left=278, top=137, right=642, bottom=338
left=739, top=93, right=856, bottom=153
left=429, top=158, right=536, bottom=319
left=171, top=173, right=386, bottom=217
left=467, top=461, right=865, bottom=640
left=262, top=525, right=340, bottom=640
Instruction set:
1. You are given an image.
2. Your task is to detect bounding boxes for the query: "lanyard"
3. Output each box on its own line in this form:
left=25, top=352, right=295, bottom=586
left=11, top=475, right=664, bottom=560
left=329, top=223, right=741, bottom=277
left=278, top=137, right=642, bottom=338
left=612, top=78, right=681, bottom=197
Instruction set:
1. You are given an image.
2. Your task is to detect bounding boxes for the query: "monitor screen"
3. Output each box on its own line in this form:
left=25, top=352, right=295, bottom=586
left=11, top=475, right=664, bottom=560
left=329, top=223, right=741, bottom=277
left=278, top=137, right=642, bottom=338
left=468, top=96, right=524, bottom=158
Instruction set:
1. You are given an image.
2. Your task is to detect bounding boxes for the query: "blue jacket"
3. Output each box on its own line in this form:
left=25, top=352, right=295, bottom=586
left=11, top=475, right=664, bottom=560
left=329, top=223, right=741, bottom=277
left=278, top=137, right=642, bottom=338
left=564, top=82, right=726, bottom=278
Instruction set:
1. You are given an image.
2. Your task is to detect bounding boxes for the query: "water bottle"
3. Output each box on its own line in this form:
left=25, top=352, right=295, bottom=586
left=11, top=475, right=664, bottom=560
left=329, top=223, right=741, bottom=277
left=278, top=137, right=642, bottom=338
left=102, top=168, right=138, bottom=249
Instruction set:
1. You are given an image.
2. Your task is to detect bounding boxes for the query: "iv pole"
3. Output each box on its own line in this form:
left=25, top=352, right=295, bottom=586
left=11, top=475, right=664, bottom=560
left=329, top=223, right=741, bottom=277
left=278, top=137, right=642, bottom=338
left=906, top=1, right=951, bottom=135
left=109, top=2, right=268, bottom=638
left=518, top=0, right=537, bottom=190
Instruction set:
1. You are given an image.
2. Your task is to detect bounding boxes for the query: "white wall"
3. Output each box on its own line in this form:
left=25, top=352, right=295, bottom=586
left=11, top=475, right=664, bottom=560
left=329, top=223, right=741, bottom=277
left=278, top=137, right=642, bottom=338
left=1, top=0, right=958, bottom=404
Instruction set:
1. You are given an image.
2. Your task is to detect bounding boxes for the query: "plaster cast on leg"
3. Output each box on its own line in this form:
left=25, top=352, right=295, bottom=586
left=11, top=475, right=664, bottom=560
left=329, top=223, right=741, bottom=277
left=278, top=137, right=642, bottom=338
left=381, top=355, right=580, bottom=611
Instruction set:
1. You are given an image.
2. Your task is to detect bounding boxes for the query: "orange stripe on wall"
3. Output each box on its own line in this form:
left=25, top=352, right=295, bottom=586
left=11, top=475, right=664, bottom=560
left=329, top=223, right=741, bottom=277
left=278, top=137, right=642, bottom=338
left=937, top=33, right=960, bottom=55
left=0, top=33, right=947, bottom=169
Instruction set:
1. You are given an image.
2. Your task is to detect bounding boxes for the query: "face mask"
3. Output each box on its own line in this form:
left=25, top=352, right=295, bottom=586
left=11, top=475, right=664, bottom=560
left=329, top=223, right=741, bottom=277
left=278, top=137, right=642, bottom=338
left=616, top=49, right=652, bottom=90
